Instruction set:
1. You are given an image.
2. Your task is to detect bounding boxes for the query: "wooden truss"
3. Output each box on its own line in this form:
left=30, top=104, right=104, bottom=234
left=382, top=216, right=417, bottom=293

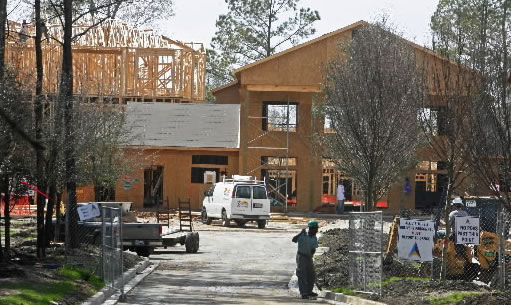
left=7, top=20, right=206, bottom=103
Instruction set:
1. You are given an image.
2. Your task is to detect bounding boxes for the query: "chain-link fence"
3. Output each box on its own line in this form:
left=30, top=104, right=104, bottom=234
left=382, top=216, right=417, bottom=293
left=61, top=202, right=126, bottom=298
left=62, top=202, right=103, bottom=276
left=348, top=211, right=383, bottom=295
left=382, top=198, right=510, bottom=289
left=102, top=206, right=125, bottom=298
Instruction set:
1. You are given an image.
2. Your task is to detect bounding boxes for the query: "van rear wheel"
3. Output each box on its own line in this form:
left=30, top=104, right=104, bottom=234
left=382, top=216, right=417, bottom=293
left=222, top=210, right=230, bottom=227
left=257, top=220, right=266, bottom=229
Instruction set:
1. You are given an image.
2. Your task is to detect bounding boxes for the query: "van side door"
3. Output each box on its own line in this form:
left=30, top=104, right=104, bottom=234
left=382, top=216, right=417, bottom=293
left=232, top=185, right=251, bottom=215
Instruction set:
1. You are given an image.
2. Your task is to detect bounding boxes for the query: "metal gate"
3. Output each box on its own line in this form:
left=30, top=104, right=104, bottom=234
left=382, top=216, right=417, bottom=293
left=102, top=206, right=125, bottom=298
left=348, top=211, right=383, bottom=295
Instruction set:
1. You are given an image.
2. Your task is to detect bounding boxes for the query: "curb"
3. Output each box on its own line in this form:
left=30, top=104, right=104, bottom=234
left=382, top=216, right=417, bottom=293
left=83, top=257, right=155, bottom=305
left=322, top=291, right=386, bottom=305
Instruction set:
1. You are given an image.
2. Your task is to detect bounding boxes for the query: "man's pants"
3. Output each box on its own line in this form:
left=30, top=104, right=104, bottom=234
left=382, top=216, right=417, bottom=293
left=337, top=200, right=344, bottom=214
left=296, top=253, right=315, bottom=296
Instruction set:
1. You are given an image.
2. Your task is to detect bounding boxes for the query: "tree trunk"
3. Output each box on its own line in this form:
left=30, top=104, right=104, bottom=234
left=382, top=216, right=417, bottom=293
left=61, top=0, right=78, bottom=249
left=35, top=0, right=47, bottom=259
left=0, top=0, right=6, bottom=262
left=0, top=0, right=6, bottom=79
left=2, top=174, right=10, bottom=260
left=44, top=183, right=56, bottom=245
left=54, top=191, right=62, bottom=243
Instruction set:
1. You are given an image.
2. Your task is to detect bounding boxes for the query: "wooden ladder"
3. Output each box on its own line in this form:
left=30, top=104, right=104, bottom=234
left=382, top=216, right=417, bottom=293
left=178, top=198, right=192, bottom=232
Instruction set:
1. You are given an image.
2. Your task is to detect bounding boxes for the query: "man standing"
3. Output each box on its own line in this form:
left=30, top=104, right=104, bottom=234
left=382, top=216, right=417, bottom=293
left=292, top=220, right=319, bottom=299
left=448, top=197, right=469, bottom=259
left=449, top=197, right=468, bottom=233
left=336, top=182, right=345, bottom=214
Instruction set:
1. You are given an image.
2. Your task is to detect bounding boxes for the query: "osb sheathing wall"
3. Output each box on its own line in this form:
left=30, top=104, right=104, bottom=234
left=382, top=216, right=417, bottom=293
left=7, top=20, right=205, bottom=102
left=114, top=149, right=239, bottom=210
left=215, top=21, right=466, bottom=212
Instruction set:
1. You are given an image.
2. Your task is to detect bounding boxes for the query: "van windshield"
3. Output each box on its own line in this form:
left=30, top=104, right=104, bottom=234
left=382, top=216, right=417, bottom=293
left=253, top=186, right=267, bottom=199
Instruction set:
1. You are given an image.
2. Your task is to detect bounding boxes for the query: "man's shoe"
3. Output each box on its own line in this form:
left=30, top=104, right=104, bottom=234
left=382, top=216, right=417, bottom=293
left=309, top=292, right=318, bottom=297
left=301, top=295, right=309, bottom=299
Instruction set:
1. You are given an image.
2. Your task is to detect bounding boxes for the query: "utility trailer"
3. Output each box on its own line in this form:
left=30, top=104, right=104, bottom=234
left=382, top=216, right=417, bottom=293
left=57, top=202, right=199, bottom=257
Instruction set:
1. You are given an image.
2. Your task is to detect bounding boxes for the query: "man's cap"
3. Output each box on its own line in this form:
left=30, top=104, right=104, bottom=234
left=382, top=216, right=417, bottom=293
left=308, top=220, right=319, bottom=228
left=452, top=197, right=463, bottom=206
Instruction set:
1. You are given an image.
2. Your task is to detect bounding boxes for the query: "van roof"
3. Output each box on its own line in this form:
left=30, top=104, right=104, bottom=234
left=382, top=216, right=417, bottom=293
left=220, top=175, right=266, bottom=184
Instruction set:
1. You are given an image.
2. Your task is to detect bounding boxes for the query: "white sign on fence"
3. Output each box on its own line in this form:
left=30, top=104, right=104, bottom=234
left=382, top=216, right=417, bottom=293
left=397, top=219, right=435, bottom=262
left=455, top=216, right=480, bottom=245
left=77, top=203, right=101, bottom=221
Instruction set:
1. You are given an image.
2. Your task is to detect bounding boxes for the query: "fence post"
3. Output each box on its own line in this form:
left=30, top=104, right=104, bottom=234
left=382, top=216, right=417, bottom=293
left=119, top=204, right=126, bottom=301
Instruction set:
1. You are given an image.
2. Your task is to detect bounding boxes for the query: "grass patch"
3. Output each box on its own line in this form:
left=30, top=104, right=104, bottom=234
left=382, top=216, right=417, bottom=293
left=58, top=265, right=104, bottom=290
left=429, top=292, right=480, bottom=304
left=332, top=287, right=359, bottom=296
left=382, top=276, right=430, bottom=286
left=0, top=281, right=74, bottom=305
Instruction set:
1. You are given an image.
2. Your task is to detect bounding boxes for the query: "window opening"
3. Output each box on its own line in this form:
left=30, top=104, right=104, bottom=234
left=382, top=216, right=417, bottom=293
left=192, top=155, right=228, bottom=165
left=262, top=102, right=297, bottom=131
left=261, top=156, right=296, bottom=166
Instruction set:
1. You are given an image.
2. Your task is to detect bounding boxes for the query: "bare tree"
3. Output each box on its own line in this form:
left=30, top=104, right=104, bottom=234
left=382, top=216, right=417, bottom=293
left=318, top=22, right=423, bottom=211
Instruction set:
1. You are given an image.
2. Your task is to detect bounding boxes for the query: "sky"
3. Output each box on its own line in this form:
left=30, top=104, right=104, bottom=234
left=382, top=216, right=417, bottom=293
left=161, top=0, right=440, bottom=49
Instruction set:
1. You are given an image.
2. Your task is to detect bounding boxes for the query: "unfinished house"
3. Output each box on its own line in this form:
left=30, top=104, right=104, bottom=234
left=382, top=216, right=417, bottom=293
left=213, top=21, right=464, bottom=212
left=7, top=20, right=213, bottom=207
left=115, top=102, right=240, bottom=210
left=8, top=20, right=205, bottom=103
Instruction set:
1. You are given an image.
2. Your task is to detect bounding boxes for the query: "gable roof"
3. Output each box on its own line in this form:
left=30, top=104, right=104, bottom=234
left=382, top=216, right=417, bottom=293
left=213, top=20, right=458, bottom=93
left=233, top=20, right=368, bottom=76
left=126, top=102, right=240, bottom=149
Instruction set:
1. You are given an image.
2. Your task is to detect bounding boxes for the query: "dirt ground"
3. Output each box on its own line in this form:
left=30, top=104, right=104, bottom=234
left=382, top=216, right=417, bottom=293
left=0, top=217, right=143, bottom=305
left=315, top=228, right=510, bottom=305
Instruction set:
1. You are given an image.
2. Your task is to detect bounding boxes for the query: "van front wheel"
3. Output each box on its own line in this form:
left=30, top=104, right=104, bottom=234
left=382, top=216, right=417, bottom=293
left=222, top=210, right=230, bottom=227
left=257, top=220, right=266, bottom=229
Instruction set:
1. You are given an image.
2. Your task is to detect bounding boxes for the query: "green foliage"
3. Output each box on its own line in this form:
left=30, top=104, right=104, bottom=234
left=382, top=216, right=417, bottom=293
left=0, top=281, right=74, bottom=305
left=58, top=264, right=105, bottom=290
left=332, top=287, right=358, bottom=296
left=381, top=276, right=430, bottom=286
left=207, top=0, right=320, bottom=90
left=429, top=292, right=480, bottom=304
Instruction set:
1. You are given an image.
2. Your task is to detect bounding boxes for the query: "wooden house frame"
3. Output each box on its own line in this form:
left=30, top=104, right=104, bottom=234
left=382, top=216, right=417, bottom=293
left=7, top=20, right=205, bottom=103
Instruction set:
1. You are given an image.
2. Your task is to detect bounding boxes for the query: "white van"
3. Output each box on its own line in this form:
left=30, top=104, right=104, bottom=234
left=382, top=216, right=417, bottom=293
left=201, top=175, right=270, bottom=228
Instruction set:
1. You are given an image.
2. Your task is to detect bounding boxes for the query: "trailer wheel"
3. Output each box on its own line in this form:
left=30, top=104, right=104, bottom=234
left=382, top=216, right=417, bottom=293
left=257, top=220, right=266, bottom=229
left=221, top=210, right=230, bottom=227
left=201, top=208, right=212, bottom=225
left=235, top=220, right=247, bottom=227
left=185, top=232, right=200, bottom=253
left=135, top=247, right=152, bottom=257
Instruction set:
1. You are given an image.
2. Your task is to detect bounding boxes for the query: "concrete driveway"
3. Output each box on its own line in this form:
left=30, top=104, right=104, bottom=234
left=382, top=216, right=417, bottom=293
left=118, top=224, right=328, bottom=304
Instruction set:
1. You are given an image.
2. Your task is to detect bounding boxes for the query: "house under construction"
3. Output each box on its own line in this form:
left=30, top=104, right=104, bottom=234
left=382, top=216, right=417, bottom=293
left=7, top=19, right=206, bottom=103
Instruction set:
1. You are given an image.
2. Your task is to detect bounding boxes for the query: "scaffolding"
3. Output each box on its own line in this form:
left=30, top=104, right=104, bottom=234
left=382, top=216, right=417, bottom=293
left=246, top=97, right=293, bottom=212
left=6, top=19, right=206, bottom=103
